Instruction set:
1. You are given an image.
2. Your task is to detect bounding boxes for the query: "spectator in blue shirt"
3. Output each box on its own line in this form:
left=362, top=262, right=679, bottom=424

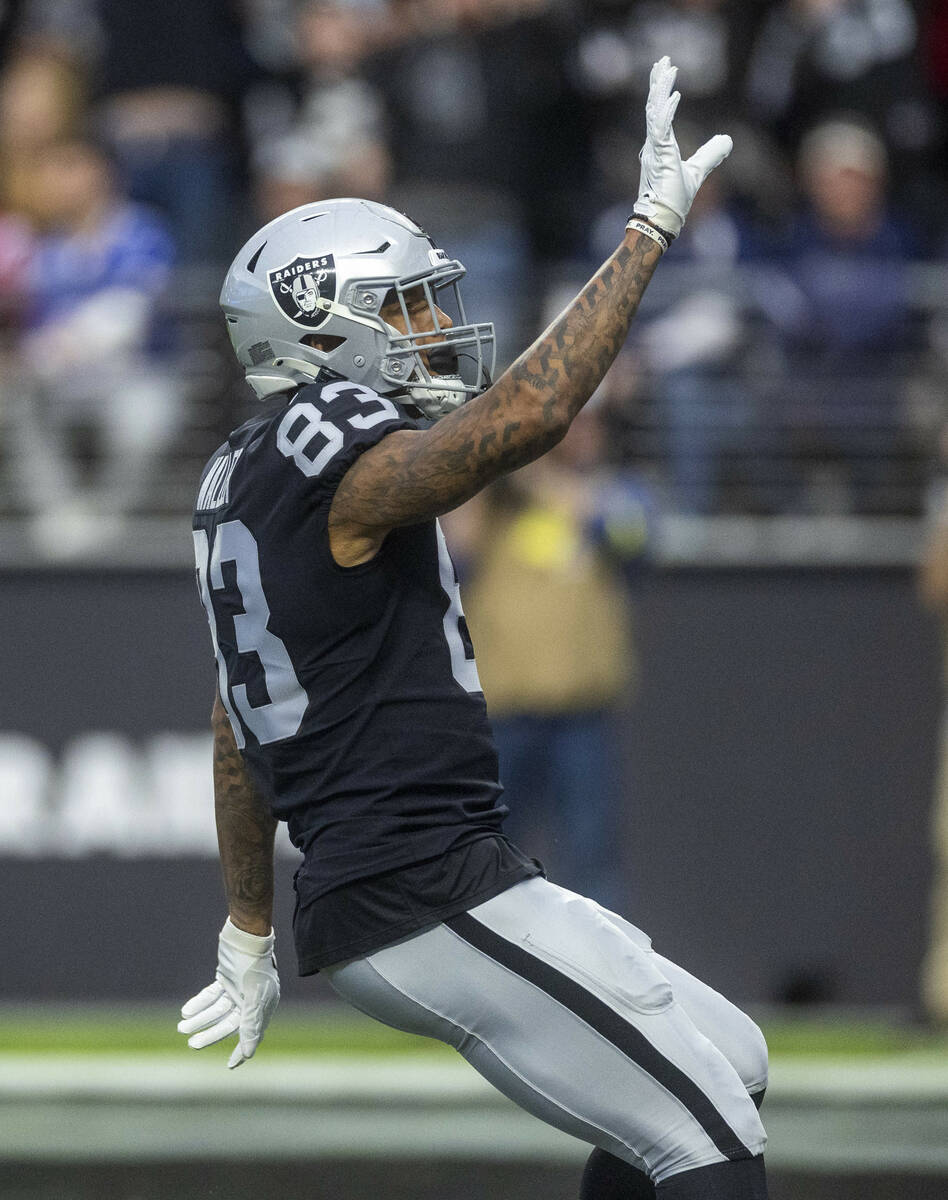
left=756, top=118, right=921, bottom=512
left=8, top=135, right=178, bottom=557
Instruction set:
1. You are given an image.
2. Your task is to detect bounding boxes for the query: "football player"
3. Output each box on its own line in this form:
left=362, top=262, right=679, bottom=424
left=180, top=59, right=769, bottom=1199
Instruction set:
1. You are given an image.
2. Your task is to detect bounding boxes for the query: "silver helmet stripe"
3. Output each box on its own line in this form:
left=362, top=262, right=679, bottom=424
left=312, top=296, right=383, bottom=331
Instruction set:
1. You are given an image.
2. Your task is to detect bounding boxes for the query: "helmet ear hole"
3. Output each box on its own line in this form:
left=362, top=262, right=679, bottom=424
left=300, top=333, right=346, bottom=352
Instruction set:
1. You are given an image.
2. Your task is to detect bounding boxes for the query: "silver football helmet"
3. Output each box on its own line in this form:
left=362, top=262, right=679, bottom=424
left=220, top=198, right=496, bottom=418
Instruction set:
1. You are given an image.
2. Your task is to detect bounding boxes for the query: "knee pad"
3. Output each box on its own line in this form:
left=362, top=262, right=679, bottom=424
left=732, top=1013, right=769, bottom=1096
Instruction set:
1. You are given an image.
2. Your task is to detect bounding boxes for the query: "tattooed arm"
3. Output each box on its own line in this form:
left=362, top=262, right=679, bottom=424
left=329, top=58, right=731, bottom=567
left=212, top=692, right=275, bottom=936
left=329, top=229, right=662, bottom=565
left=175, top=696, right=279, bottom=1065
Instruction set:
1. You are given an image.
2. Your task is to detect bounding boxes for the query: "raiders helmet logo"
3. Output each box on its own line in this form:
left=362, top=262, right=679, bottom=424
left=267, top=254, right=336, bottom=328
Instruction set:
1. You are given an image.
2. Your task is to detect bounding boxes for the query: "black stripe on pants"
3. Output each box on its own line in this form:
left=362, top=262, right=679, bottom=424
left=446, top=911, right=752, bottom=1163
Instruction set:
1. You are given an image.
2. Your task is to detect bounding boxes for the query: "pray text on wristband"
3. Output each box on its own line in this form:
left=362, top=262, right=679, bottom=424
left=625, top=218, right=669, bottom=254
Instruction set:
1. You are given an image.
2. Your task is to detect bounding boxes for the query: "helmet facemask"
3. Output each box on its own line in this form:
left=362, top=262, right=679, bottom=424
left=375, top=263, right=496, bottom=419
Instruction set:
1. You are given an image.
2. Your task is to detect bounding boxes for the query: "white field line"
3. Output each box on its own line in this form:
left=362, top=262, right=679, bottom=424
left=3, top=1057, right=948, bottom=1172
left=771, top=1059, right=948, bottom=1102
left=1, top=1055, right=948, bottom=1104
left=0, top=1056, right=490, bottom=1102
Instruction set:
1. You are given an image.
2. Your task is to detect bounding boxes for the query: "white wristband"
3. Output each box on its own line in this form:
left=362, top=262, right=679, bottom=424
left=625, top=218, right=669, bottom=254
left=221, top=917, right=275, bottom=956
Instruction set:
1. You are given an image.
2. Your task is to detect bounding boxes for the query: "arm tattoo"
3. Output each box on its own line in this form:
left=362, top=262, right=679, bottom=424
left=331, top=229, right=662, bottom=539
left=212, top=695, right=276, bottom=935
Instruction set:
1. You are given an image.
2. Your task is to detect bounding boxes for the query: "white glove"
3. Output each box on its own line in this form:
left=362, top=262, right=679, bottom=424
left=177, top=917, right=280, bottom=1069
left=633, top=55, right=733, bottom=239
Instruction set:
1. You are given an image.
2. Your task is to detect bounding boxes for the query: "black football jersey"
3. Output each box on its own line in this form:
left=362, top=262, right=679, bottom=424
left=192, top=377, right=507, bottom=901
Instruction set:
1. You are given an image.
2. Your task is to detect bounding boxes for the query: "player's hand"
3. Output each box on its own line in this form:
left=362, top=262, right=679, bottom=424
left=633, top=55, right=733, bottom=239
left=177, top=917, right=280, bottom=1069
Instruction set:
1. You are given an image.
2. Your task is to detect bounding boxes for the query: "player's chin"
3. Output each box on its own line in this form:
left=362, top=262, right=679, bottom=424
left=425, top=346, right=459, bottom=376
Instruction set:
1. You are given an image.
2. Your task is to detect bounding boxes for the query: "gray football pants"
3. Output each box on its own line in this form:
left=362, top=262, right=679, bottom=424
left=325, top=877, right=768, bottom=1185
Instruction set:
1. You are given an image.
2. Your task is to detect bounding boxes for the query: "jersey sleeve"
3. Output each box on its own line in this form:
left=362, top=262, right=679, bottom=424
left=270, top=379, right=418, bottom=499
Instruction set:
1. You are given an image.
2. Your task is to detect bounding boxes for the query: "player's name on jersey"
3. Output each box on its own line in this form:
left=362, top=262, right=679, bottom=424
left=269, top=256, right=332, bottom=282
left=196, top=449, right=243, bottom=512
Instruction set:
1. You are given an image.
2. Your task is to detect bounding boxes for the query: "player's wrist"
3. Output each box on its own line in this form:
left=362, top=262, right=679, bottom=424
left=222, top=916, right=274, bottom=953
left=630, top=201, right=680, bottom=241
left=626, top=216, right=674, bottom=254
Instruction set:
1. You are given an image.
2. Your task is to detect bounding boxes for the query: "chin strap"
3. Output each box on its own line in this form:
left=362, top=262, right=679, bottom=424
left=407, top=374, right=470, bottom=419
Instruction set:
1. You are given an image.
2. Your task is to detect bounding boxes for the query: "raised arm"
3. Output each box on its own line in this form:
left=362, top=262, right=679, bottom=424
left=330, top=231, right=660, bottom=557
left=329, top=58, right=732, bottom=565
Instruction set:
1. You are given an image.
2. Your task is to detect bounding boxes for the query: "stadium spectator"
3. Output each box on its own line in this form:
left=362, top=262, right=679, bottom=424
left=747, top=0, right=919, bottom=139
left=592, top=145, right=770, bottom=514
left=574, top=0, right=777, bottom=242
left=639, top=174, right=765, bottom=514
left=5, top=134, right=177, bottom=556
left=88, top=0, right=258, bottom=265
left=445, top=404, right=654, bottom=909
left=575, top=0, right=757, bottom=131
left=584, top=102, right=789, bottom=513
left=0, top=47, right=86, bottom=223
left=252, top=0, right=391, bottom=220
left=755, top=117, right=920, bottom=512
left=369, top=0, right=585, bottom=362
left=254, top=128, right=392, bottom=224
left=293, top=0, right=389, bottom=188
left=745, top=0, right=939, bottom=232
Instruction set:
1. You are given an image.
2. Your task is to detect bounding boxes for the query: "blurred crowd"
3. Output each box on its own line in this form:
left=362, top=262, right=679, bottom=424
left=1, top=0, right=948, bottom=555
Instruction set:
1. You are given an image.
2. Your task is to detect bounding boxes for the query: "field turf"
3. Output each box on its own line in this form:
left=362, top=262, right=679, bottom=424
left=1, top=1004, right=946, bottom=1060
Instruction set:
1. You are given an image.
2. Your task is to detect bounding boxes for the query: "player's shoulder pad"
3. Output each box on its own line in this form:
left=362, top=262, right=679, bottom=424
left=198, top=439, right=230, bottom=483
left=293, top=377, right=393, bottom=419
left=273, top=378, right=417, bottom=486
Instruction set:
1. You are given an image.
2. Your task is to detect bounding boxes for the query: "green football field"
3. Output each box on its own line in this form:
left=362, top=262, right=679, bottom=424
left=4, top=1003, right=948, bottom=1198
left=1, top=1003, right=945, bottom=1060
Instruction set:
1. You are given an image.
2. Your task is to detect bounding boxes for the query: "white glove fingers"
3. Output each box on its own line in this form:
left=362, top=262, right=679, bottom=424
left=228, top=1029, right=263, bottom=1070
left=660, top=90, right=681, bottom=141
left=647, top=99, right=679, bottom=145
left=177, top=990, right=235, bottom=1035
left=231, top=1026, right=263, bottom=1068
left=244, top=991, right=279, bottom=1039
left=685, top=134, right=734, bottom=183
left=180, top=918, right=281, bottom=1068
left=245, top=970, right=281, bottom=1018
left=646, top=60, right=676, bottom=126
left=187, top=1007, right=241, bottom=1050
left=231, top=973, right=281, bottom=1062
left=180, top=980, right=224, bottom=1019
left=648, top=55, right=676, bottom=104
left=228, top=1040, right=258, bottom=1069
